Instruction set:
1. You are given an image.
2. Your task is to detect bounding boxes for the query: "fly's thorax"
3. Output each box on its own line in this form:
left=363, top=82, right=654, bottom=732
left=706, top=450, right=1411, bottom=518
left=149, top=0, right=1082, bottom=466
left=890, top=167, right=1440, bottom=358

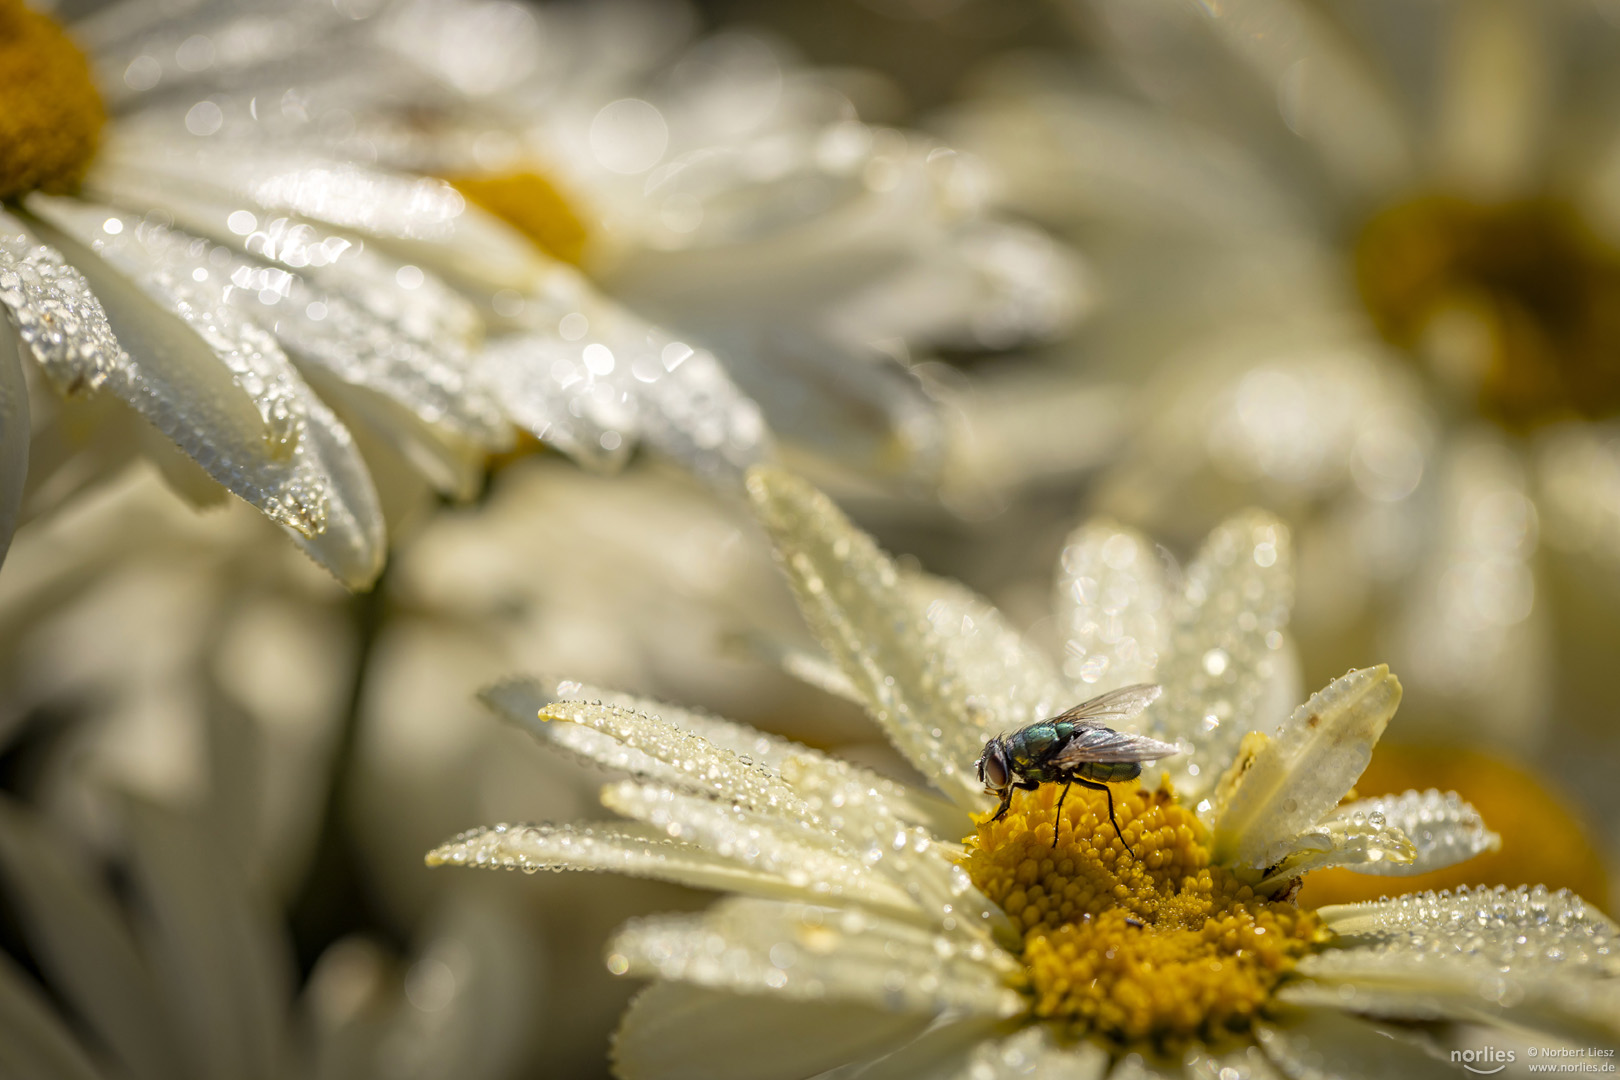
left=1005, top=721, right=1065, bottom=767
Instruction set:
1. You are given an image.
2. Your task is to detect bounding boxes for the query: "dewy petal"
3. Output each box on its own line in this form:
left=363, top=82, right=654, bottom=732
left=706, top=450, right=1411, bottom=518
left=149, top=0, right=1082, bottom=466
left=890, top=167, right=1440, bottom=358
left=598, top=781, right=922, bottom=919
left=483, top=676, right=798, bottom=768
left=0, top=208, right=124, bottom=397
left=1293, top=887, right=1620, bottom=1042
left=0, top=327, right=27, bottom=570
left=606, top=898, right=1024, bottom=1019
left=1253, top=815, right=1416, bottom=892
left=1254, top=1007, right=1457, bottom=1079
left=480, top=271, right=769, bottom=484
left=1151, top=510, right=1294, bottom=799
left=426, top=821, right=888, bottom=911
left=1314, top=884, right=1619, bottom=978
left=612, top=981, right=932, bottom=1080
left=97, top=138, right=542, bottom=294
left=0, top=952, right=103, bottom=1080
left=536, top=700, right=807, bottom=818
left=746, top=465, right=1068, bottom=807
left=776, top=755, right=1013, bottom=945
left=1321, top=790, right=1500, bottom=877
left=1210, top=666, right=1401, bottom=869
left=87, top=162, right=482, bottom=353
left=1185, top=1043, right=1286, bottom=1080
left=21, top=198, right=384, bottom=587
left=0, top=801, right=186, bottom=1080
left=1054, top=518, right=1170, bottom=692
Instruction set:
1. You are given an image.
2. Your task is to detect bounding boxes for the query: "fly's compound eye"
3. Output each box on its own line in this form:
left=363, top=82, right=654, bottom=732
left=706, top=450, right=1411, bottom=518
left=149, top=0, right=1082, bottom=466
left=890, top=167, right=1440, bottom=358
left=981, top=748, right=1009, bottom=790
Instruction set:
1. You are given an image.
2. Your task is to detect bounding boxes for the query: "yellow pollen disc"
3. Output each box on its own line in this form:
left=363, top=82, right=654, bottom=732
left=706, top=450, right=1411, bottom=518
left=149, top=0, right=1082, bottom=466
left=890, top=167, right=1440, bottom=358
left=0, top=0, right=105, bottom=200
left=448, top=170, right=590, bottom=266
left=962, top=782, right=1328, bottom=1047
left=1354, top=194, right=1620, bottom=429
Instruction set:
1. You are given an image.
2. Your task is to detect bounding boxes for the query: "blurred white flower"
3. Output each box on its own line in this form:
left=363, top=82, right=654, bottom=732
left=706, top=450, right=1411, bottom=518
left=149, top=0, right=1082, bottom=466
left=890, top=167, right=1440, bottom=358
left=945, top=0, right=1620, bottom=767
left=0, top=788, right=545, bottom=1080
left=85, top=0, right=1090, bottom=494
left=430, top=468, right=1613, bottom=1078
left=1, top=0, right=771, bottom=588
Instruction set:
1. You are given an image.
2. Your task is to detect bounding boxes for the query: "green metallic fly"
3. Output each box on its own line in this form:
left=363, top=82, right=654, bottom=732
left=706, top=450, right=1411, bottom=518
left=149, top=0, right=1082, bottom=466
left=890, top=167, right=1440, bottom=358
left=975, top=684, right=1181, bottom=852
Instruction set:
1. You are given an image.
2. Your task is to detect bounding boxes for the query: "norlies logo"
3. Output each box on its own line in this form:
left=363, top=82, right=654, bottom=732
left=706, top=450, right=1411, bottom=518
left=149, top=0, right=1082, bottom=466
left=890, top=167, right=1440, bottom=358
left=1454, top=1047, right=1518, bottom=1075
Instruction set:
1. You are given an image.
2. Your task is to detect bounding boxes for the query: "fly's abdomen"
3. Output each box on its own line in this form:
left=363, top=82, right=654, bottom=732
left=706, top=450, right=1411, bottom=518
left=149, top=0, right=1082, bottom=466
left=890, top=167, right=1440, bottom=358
left=1074, top=761, right=1142, bottom=784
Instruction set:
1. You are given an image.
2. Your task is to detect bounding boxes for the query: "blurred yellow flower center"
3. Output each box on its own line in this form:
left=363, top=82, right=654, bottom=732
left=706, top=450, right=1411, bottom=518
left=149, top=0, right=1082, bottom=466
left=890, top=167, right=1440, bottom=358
left=0, top=0, right=105, bottom=201
left=963, top=782, right=1326, bottom=1046
left=1355, top=194, right=1620, bottom=429
left=448, top=171, right=590, bottom=266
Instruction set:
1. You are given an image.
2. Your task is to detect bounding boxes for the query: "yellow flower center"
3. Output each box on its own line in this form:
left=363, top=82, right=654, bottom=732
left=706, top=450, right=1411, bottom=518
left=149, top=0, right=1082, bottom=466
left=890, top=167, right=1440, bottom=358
left=963, top=782, right=1326, bottom=1047
left=0, top=0, right=105, bottom=201
left=447, top=171, right=590, bottom=266
left=1354, top=194, right=1620, bottom=429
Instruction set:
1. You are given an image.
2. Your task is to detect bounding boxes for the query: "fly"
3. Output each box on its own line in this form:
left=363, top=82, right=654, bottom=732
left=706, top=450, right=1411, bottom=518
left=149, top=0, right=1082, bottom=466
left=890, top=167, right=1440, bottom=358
left=974, top=684, right=1181, bottom=853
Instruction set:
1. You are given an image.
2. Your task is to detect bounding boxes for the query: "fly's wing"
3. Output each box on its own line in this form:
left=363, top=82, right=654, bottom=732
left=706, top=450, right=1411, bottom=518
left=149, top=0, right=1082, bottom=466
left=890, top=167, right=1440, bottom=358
left=1048, top=684, right=1163, bottom=729
left=1048, top=727, right=1183, bottom=767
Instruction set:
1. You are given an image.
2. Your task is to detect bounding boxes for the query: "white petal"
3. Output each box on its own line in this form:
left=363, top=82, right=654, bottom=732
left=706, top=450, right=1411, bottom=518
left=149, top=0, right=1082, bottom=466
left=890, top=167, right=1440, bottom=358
left=612, top=981, right=931, bottom=1080
left=1107, top=1052, right=1182, bottom=1080
left=119, top=797, right=288, bottom=1080
left=1321, top=790, right=1499, bottom=877
left=482, top=676, right=804, bottom=773
left=746, top=466, right=1068, bottom=807
left=607, top=899, right=1023, bottom=1018
left=599, top=781, right=921, bottom=918
left=537, top=699, right=806, bottom=817
left=1209, top=666, right=1399, bottom=869
left=1185, top=1043, right=1285, bottom=1080
left=480, top=283, right=769, bottom=483
left=22, top=198, right=384, bottom=587
left=849, top=1017, right=1013, bottom=1080
left=1255, top=1007, right=1458, bottom=1079
left=1252, top=814, right=1417, bottom=892
left=1313, top=885, right=1619, bottom=978
left=1151, top=510, right=1294, bottom=799
left=948, top=1025, right=1108, bottom=1080
left=1434, top=0, right=1551, bottom=199
left=1391, top=434, right=1544, bottom=746
left=0, top=952, right=104, bottom=1080
left=98, top=137, right=543, bottom=293
left=946, top=84, right=1306, bottom=236
left=1122, top=0, right=1412, bottom=196
left=1278, top=972, right=1620, bottom=1047
left=1054, top=519, right=1170, bottom=693
left=0, top=208, right=124, bottom=396
left=131, top=227, right=506, bottom=496
left=0, top=326, right=27, bottom=569
left=0, top=802, right=185, bottom=1080
left=726, top=630, right=864, bottom=706
left=426, top=821, right=872, bottom=908
left=1534, top=421, right=1620, bottom=578
left=777, top=754, right=1012, bottom=946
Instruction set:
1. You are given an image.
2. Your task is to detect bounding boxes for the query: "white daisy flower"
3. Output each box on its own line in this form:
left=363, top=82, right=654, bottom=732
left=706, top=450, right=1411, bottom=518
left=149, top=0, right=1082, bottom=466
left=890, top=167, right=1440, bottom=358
left=430, top=466, right=1615, bottom=1077
left=943, top=0, right=1620, bottom=768
left=0, top=0, right=769, bottom=588
left=0, top=786, right=545, bottom=1080
left=84, top=0, right=1089, bottom=492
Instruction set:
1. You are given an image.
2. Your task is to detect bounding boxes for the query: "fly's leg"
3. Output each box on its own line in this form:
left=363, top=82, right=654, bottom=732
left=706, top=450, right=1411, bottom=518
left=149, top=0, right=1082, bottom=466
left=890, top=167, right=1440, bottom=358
left=1051, top=781, right=1072, bottom=848
left=990, top=780, right=1039, bottom=823
left=1076, top=778, right=1132, bottom=856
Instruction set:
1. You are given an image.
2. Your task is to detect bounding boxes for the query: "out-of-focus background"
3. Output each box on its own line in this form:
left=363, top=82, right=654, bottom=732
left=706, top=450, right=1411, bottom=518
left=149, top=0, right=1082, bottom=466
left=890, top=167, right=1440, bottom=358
left=3, top=0, right=1617, bottom=1077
